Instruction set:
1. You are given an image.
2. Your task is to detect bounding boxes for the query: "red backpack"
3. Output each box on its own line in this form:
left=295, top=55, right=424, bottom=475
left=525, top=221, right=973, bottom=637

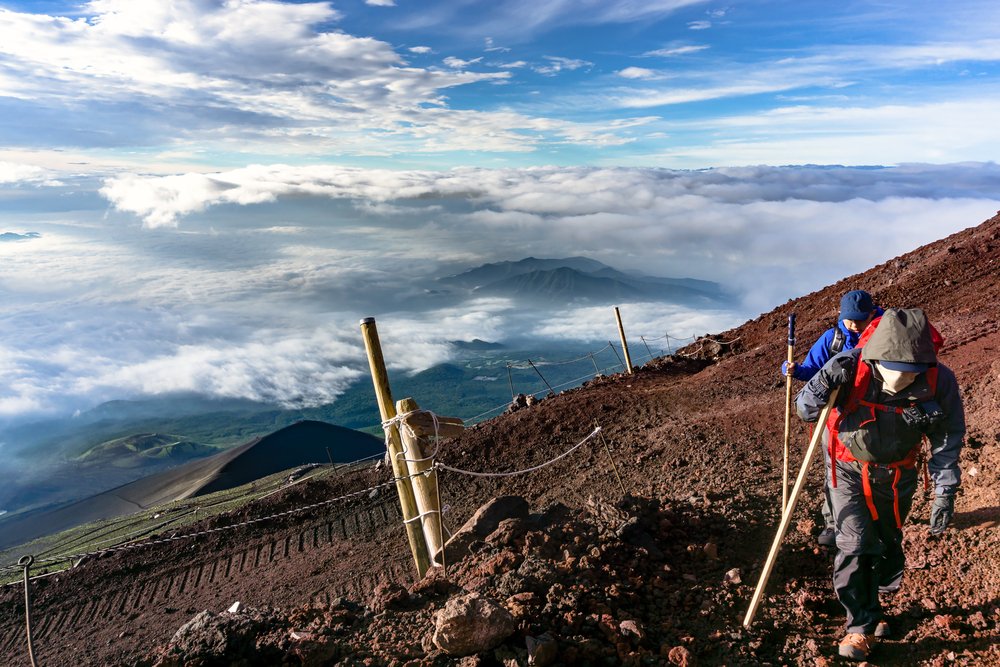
left=824, top=317, right=944, bottom=526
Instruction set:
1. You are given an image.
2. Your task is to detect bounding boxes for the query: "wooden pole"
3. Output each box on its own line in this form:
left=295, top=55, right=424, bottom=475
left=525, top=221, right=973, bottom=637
left=359, top=317, right=431, bottom=578
left=396, top=398, right=464, bottom=573
left=743, top=388, right=839, bottom=628
left=614, top=306, right=634, bottom=374
left=782, top=313, right=796, bottom=513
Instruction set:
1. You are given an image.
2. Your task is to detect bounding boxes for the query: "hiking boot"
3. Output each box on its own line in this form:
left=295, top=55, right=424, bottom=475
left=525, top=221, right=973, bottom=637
left=874, top=620, right=891, bottom=638
left=817, top=526, right=837, bottom=547
left=838, top=633, right=874, bottom=661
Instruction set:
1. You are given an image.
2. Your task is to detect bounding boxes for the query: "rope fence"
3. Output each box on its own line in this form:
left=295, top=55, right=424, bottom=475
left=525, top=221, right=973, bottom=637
left=436, top=426, right=602, bottom=478
left=4, top=417, right=616, bottom=667
left=344, top=327, right=737, bottom=438
left=1, top=468, right=426, bottom=579
left=1, top=311, right=716, bottom=660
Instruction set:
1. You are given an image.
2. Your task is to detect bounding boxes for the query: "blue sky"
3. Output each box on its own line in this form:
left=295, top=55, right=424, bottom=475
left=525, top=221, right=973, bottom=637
left=1, top=0, right=999, bottom=170
left=1, top=0, right=1000, bottom=423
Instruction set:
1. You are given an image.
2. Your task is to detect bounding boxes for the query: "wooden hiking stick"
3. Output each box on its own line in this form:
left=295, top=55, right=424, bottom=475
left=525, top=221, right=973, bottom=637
left=782, top=313, right=796, bottom=513
left=743, top=387, right=839, bottom=628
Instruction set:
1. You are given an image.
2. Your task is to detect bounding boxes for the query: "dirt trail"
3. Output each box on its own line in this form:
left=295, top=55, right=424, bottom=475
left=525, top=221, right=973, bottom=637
left=1, top=213, right=999, bottom=665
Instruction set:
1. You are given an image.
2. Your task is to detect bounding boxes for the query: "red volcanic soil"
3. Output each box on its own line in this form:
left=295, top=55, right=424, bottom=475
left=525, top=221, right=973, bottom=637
left=1, top=213, right=999, bottom=666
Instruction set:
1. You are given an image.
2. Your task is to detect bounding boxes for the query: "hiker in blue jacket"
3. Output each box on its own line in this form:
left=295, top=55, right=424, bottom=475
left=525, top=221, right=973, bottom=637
left=783, top=290, right=884, bottom=381
left=781, top=289, right=883, bottom=546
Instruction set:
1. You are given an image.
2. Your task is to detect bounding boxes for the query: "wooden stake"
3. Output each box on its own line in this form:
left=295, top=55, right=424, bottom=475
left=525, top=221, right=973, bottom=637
left=743, top=388, right=839, bottom=628
left=396, top=398, right=463, bottom=573
left=782, top=313, right=797, bottom=513
left=614, top=306, right=634, bottom=374
left=359, top=317, right=431, bottom=578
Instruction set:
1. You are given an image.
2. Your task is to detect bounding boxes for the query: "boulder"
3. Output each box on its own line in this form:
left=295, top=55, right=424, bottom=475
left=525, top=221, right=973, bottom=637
left=444, top=496, right=530, bottom=562
left=151, top=607, right=282, bottom=666
left=432, top=591, right=517, bottom=656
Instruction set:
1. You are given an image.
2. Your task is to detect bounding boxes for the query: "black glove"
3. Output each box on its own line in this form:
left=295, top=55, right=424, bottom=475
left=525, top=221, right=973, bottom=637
left=929, top=494, right=955, bottom=535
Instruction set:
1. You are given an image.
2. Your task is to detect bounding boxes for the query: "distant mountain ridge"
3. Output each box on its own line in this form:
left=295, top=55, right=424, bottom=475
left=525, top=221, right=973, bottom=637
left=0, top=420, right=383, bottom=550
left=438, top=256, right=729, bottom=305
left=74, top=433, right=219, bottom=469
left=439, top=256, right=608, bottom=288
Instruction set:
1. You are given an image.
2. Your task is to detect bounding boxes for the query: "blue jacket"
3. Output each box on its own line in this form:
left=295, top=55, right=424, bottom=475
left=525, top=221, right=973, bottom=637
left=789, top=307, right=885, bottom=381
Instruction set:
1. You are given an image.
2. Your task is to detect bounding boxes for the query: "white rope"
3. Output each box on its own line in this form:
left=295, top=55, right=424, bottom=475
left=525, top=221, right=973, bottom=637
left=401, top=508, right=442, bottom=524
left=505, top=343, right=613, bottom=369
left=381, top=410, right=443, bottom=465
left=436, top=426, right=601, bottom=478
left=4, top=470, right=427, bottom=577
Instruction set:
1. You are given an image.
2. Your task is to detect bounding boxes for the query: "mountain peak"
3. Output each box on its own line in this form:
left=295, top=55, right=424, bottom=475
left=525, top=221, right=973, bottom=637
left=439, top=256, right=729, bottom=305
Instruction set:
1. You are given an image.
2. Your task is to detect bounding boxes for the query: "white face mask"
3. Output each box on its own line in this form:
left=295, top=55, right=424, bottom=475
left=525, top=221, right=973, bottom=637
left=877, top=363, right=919, bottom=394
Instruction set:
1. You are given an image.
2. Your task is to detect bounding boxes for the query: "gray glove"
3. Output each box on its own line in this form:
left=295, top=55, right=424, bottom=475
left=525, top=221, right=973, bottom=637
left=929, top=494, right=955, bottom=534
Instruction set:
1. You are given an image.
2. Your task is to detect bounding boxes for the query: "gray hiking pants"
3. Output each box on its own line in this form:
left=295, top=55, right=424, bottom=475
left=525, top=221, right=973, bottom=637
left=821, top=444, right=834, bottom=530
left=829, top=458, right=918, bottom=634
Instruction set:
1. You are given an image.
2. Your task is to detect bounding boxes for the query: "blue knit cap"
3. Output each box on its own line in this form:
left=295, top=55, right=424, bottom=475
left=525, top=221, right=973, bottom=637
left=840, top=290, right=874, bottom=321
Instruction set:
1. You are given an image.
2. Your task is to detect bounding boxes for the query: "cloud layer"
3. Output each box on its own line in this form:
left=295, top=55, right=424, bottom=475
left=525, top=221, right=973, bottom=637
left=2, top=161, right=998, bottom=423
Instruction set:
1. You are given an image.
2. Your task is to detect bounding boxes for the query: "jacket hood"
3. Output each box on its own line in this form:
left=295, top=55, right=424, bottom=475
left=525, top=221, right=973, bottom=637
left=861, top=307, right=937, bottom=366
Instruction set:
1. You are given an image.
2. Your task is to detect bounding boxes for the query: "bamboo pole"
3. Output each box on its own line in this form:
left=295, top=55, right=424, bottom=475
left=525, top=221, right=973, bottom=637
left=614, top=306, right=634, bottom=374
left=19, top=555, right=37, bottom=667
left=743, top=387, right=839, bottom=628
left=782, top=313, right=797, bottom=513
left=396, top=398, right=463, bottom=572
left=359, top=317, right=431, bottom=578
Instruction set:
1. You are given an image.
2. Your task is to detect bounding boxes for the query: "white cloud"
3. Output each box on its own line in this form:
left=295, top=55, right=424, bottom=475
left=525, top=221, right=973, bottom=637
left=0, top=2, right=632, bottom=158
left=617, top=67, right=657, bottom=80
left=484, top=37, right=509, bottom=53
left=366, top=0, right=396, bottom=6
left=0, top=161, right=63, bottom=186
left=443, top=56, right=484, bottom=69
left=688, top=20, right=711, bottom=30
left=535, top=56, right=592, bottom=76
left=644, top=45, right=709, bottom=57
left=408, top=45, right=433, bottom=54
left=80, top=332, right=365, bottom=408
left=397, top=0, right=710, bottom=40
left=533, top=303, right=742, bottom=343
left=655, top=99, right=1000, bottom=167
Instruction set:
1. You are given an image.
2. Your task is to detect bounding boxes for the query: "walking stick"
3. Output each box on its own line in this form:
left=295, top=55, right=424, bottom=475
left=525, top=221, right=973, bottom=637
left=743, top=387, right=839, bottom=628
left=782, top=313, right=796, bottom=513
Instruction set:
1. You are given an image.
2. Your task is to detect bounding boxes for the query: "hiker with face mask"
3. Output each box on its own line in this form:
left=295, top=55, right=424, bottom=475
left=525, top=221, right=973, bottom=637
left=782, top=289, right=883, bottom=547
left=795, top=308, right=965, bottom=662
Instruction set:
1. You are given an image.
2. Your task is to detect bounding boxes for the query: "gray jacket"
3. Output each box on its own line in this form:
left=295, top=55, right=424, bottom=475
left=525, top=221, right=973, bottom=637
left=796, top=348, right=965, bottom=496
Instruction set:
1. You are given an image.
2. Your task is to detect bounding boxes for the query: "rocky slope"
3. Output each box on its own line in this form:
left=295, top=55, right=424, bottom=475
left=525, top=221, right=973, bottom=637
left=1, top=213, right=999, bottom=666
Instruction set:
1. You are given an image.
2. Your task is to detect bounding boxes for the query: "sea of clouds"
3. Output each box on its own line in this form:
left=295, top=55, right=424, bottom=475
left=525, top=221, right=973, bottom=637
left=1, top=162, right=999, bottom=424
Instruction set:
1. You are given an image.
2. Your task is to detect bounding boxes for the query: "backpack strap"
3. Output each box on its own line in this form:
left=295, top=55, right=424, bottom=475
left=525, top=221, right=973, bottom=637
left=829, top=326, right=846, bottom=355
left=826, top=365, right=941, bottom=495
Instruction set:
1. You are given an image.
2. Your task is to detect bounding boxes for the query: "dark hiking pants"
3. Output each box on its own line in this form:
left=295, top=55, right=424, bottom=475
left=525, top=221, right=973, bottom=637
left=821, top=444, right=834, bottom=530
left=829, top=458, right=918, bottom=634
